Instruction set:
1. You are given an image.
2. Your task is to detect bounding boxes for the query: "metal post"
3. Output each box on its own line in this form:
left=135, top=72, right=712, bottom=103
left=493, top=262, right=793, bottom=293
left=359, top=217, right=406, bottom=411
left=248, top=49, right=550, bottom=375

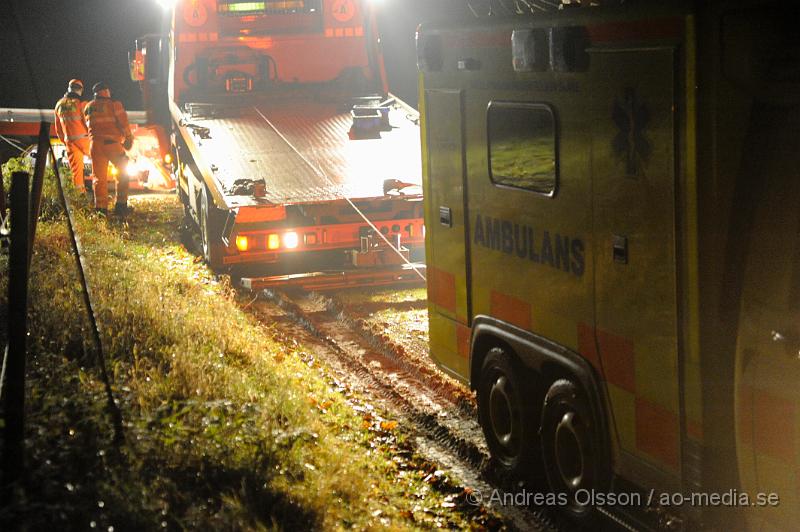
left=28, top=121, right=50, bottom=267
left=0, top=170, right=6, bottom=221
left=2, top=171, right=31, bottom=495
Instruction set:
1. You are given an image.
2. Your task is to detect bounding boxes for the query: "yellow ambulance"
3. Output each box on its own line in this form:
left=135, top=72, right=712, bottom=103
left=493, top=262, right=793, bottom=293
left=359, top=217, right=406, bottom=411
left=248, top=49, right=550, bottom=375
left=418, top=1, right=799, bottom=529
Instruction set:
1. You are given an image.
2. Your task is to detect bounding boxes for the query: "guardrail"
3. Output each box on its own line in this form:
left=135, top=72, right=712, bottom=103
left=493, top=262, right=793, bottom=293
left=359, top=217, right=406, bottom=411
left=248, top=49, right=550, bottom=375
left=0, top=108, right=148, bottom=137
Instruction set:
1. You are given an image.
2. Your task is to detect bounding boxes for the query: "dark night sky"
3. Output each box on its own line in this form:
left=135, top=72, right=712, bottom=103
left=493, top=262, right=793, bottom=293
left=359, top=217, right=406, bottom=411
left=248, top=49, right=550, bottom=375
left=1, top=0, right=477, bottom=111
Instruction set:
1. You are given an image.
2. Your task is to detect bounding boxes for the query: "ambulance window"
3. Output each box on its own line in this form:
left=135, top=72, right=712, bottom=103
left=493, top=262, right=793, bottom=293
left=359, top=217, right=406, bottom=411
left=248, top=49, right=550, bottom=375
left=488, top=102, right=557, bottom=196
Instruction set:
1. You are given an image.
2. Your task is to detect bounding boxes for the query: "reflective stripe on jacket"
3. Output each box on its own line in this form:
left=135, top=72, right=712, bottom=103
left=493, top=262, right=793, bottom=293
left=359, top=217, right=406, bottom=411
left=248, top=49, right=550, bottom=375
left=54, top=93, right=88, bottom=143
left=84, top=96, right=132, bottom=143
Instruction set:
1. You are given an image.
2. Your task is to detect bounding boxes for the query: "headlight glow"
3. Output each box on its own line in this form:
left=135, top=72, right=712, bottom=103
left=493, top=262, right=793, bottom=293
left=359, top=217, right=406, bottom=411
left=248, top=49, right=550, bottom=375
left=283, top=232, right=299, bottom=249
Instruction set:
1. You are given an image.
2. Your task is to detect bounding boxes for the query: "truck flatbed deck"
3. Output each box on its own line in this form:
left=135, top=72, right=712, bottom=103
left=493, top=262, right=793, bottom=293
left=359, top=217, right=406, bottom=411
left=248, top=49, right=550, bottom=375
left=181, top=98, right=422, bottom=207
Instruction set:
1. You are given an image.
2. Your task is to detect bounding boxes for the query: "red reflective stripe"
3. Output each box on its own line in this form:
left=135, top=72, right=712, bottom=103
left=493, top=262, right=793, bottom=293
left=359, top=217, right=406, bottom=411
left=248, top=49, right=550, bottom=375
left=456, top=324, right=470, bottom=359
left=753, top=389, right=796, bottom=464
left=577, top=322, right=602, bottom=372
left=428, top=266, right=456, bottom=313
left=635, top=397, right=680, bottom=470
left=490, top=291, right=531, bottom=330
left=596, top=328, right=636, bottom=393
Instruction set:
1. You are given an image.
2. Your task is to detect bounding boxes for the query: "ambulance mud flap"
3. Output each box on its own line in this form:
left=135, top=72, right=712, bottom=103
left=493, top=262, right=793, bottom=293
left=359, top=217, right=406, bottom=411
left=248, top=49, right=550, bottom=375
left=220, top=210, right=237, bottom=247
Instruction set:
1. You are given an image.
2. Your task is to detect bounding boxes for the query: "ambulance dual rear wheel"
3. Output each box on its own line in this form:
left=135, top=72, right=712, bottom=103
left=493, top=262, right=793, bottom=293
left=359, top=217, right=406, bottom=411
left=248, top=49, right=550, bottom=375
left=540, top=379, right=600, bottom=524
left=477, top=347, right=540, bottom=478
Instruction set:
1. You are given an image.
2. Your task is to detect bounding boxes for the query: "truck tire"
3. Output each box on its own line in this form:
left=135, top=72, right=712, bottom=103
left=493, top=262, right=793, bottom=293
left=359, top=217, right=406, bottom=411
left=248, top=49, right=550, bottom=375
left=477, top=347, right=540, bottom=478
left=540, top=378, right=601, bottom=524
left=199, top=185, right=225, bottom=269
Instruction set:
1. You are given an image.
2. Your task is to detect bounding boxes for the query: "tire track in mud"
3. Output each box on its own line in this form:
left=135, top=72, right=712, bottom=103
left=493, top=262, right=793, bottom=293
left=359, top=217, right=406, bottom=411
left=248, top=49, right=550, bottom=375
left=244, top=287, right=572, bottom=532
left=314, top=291, right=478, bottom=419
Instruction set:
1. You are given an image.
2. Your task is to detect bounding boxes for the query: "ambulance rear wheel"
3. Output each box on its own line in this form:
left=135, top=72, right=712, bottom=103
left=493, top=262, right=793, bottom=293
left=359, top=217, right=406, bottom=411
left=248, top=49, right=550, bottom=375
left=477, top=348, right=540, bottom=478
left=540, top=379, right=600, bottom=524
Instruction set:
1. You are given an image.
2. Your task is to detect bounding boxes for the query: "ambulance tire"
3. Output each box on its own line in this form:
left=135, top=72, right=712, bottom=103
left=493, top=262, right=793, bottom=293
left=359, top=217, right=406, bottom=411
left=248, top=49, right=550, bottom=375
left=477, top=348, right=540, bottom=479
left=540, top=379, right=600, bottom=525
left=199, top=186, right=225, bottom=270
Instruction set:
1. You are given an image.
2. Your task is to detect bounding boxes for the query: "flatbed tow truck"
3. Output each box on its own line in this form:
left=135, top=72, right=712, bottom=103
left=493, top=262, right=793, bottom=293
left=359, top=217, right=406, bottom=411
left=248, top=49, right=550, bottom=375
left=130, top=0, right=425, bottom=290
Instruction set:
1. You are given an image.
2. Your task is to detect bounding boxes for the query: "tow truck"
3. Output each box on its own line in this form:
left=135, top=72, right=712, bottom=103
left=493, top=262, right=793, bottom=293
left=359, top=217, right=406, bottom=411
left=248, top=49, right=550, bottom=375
left=130, top=0, right=425, bottom=289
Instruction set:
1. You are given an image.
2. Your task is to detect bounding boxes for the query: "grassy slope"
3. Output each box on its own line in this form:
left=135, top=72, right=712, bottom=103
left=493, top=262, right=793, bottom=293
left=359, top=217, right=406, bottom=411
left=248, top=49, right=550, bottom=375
left=0, top=173, right=496, bottom=530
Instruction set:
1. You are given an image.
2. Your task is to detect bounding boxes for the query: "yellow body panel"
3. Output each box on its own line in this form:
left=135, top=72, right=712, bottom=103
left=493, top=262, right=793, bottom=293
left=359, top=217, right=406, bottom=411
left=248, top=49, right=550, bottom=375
left=420, top=2, right=800, bottom=528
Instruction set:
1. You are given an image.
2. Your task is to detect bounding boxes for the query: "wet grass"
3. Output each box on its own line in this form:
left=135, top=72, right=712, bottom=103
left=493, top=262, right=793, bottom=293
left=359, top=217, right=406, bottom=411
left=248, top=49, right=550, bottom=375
left=0, top=161, right=498, bottom=530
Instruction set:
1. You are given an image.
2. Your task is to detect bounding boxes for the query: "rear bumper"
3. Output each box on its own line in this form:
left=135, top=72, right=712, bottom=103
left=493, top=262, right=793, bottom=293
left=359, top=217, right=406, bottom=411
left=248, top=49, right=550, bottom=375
left=221, top=216, right=425, bottom=268
left=240, top=263, right=426, bottom=291
left=224, top=242, right=426, bottom=275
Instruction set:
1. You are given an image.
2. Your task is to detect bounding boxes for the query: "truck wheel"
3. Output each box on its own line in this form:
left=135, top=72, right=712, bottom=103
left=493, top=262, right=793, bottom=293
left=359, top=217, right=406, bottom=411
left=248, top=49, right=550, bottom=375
left=540, top=379, right=600, bottom=524
left=199, top=186, right=225, bottom=269
left=477, top=347, right=540, bottom=478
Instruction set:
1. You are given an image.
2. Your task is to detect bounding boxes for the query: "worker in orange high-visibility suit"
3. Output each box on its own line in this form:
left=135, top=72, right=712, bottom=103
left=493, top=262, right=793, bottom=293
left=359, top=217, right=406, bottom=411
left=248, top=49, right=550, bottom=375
left=54, top=79, right=91, bottom=192
left=84, top=82, right=135, bottom=217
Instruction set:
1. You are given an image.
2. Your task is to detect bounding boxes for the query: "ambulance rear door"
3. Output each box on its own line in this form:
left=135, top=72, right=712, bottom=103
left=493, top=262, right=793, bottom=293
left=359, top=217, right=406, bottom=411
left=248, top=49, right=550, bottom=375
left=424, top=89, right=471, bottom=379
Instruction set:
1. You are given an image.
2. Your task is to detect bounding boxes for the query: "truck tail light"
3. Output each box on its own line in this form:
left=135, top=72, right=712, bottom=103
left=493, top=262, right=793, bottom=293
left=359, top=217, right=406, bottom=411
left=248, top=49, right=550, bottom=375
left=236, top=235, right=249, bottom=252
left=267, top=233, right=280, bottom=250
